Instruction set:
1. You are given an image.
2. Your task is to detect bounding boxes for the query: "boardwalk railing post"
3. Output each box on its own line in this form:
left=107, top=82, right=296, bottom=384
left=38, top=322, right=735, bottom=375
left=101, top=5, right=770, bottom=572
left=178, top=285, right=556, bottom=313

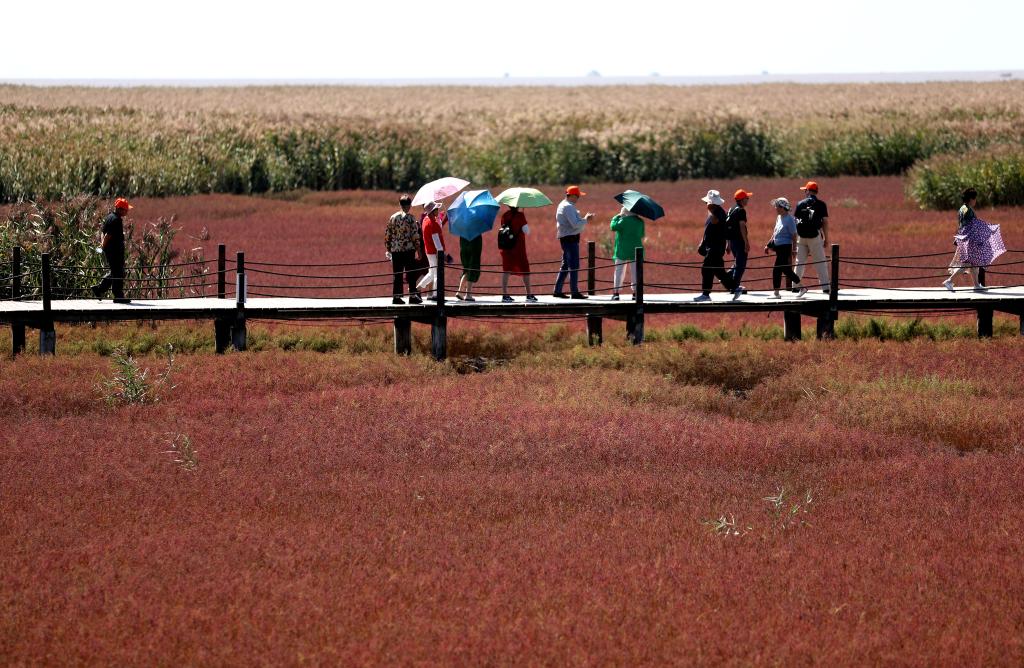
left=818, top=243, right=840, bottom=340
left=394, top=317, right=412, bottom=355
left=628, top=247, right=644, bottom=345
left=39, top=253, right=56, bottom=355
left=11, top=247, right=25, bottom=356
left=586, top=240, right=602, bottom=346
left=232, top=251, right=247, bottom=351
left=217, top=243, right=226, bottom=299
left=431, top=252, right=447, bottom=361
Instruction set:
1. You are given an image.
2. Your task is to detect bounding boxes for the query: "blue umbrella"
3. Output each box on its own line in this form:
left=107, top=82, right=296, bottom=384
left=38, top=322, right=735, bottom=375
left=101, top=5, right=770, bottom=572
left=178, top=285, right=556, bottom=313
left=446, top=189, right=500, bottom=240
left=614, top=190, right=665, bottom=221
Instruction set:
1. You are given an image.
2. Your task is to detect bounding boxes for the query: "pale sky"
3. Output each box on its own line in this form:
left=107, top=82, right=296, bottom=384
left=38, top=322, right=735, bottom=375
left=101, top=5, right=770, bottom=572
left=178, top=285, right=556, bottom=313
left=4, top=0, right=1022, bottom=80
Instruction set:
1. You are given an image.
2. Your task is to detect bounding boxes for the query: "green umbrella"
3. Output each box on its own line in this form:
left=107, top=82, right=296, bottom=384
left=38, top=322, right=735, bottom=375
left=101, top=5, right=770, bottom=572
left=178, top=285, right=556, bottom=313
left=496, top=187, right=553, bottom=208
left=614, top=190, right=665, bottom=220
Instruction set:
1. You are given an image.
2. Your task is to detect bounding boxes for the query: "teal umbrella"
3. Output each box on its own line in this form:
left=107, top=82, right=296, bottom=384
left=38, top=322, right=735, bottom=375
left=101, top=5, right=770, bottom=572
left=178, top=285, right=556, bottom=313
left=614, top=190, right=665, bottom=220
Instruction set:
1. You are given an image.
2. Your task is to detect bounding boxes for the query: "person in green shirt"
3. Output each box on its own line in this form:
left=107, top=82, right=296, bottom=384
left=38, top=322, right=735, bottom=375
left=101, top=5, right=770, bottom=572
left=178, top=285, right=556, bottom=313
left=610, top=207, right=645, bottom=300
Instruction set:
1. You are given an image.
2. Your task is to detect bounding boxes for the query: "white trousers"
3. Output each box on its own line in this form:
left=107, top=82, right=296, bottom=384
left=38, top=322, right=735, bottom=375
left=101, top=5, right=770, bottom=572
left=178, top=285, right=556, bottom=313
left=795, top=234, right=829, bottom=288
left=613, top=261, right=636, bottom=293
left=416, top=254, right=439, bottom=295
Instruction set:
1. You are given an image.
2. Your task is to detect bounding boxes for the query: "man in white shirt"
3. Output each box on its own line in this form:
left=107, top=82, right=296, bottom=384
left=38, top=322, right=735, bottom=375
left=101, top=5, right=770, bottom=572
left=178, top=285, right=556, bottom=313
left=553, top=185, right=595, bottom=299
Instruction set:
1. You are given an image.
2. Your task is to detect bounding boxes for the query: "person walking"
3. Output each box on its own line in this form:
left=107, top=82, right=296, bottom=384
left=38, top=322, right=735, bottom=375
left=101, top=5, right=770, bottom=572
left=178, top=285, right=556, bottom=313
left=793, top=181, right=831, bottom=292
left=454, top=231, right=483, bottom=302
left=498, top=205, right=536, bottom=302
left=944, top=187, right=1004, bottom=290
left=416, top=202, right=452, bottom=301
left=91, top=197, right=132, bottom=303
left=694, top=190, right=736, bottom=302
left=726, top=189, right=752, bottom=300
left=609, top=206, right=645, bottom=300
left=553, top=185, right=594, bottom=299
left=385, top=194, right=423, bottom=304
left=765, top=197, right=807, bottom=299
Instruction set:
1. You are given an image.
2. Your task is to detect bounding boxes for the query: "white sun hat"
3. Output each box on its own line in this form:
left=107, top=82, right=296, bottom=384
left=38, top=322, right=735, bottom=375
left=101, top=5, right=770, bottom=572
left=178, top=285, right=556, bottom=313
left=701, top=189, right=725, bottom=206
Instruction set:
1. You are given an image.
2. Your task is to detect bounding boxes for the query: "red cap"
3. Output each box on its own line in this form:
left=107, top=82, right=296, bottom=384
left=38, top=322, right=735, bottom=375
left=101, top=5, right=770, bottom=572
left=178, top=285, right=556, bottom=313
left=734, top=189, right=753, bottom=201
left=114, top=197, right=133, bottom=211
left=799, top=181, right=819, bottom=192
left=565, top=185, right=586, bottom=197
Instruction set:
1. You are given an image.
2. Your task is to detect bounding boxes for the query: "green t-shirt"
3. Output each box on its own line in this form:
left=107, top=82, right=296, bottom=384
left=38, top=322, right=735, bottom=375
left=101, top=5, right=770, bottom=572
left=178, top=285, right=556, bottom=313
left=610, top=214, right=645, bottom=261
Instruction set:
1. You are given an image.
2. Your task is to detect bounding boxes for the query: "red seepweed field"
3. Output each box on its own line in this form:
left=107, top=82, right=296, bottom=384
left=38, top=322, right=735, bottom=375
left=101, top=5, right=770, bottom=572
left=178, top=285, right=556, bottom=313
left=3, top=176, right=1024, bottom=664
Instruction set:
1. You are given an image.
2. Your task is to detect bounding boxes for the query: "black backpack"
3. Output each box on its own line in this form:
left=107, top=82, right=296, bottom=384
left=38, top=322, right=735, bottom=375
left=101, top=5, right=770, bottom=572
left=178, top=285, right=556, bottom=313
left=795, top=202, right=820, bottom=238
left=497, top=223, right=517, bottom=250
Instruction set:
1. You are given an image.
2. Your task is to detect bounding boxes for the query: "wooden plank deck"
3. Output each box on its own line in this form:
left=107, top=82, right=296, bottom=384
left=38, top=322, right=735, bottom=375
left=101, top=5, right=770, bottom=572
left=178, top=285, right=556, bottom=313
left=2, top=286, right=1023, bottom=323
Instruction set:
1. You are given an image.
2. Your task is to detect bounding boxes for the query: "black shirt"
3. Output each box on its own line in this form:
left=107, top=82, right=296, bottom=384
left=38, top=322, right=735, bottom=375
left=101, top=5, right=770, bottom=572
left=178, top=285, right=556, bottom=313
left=702, top=206, right=729, bottom=257
left=725, top=204, right=747, bottom=247
left=793, top=195, right=829, bottom=238
left=102, top=212, right=125, bottom=256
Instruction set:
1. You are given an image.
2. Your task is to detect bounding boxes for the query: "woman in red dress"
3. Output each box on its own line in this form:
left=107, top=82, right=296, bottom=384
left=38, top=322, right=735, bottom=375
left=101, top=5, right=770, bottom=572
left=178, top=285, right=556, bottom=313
left=498, top=206, right=536, bottom=302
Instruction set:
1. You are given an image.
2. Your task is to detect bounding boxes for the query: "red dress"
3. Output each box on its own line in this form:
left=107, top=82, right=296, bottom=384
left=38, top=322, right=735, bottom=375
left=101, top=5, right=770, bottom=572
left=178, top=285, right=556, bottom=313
left=499, top=209, right=530, bottom=275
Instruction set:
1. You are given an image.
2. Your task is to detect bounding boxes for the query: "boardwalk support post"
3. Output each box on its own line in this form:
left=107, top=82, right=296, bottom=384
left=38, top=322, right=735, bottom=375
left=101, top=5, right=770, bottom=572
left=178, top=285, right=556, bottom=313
left=626, top=247, right=644, bottom=345
left=586, top=240, right=602, bottom=346
left=394, top=317, right=412, bottom=355
left=11, top=248, right=25, bottom=356
left=232, top=251, right=247, bottom=351
left=978, top=306, right=994, bottom=338
left=431, top=253, right=447, bottom=361
left=817, top=243, right=840, bottom=340
left=39, top=253, right=56, bottom=355
left=217, top=243, right=226, bottom=299
left=784, top=311, right=802, bottom=342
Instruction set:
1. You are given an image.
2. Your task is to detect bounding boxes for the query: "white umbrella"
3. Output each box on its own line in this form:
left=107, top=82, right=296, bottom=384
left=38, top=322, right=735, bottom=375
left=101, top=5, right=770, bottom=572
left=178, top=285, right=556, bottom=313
left=411, top=176, right=471, bottom=206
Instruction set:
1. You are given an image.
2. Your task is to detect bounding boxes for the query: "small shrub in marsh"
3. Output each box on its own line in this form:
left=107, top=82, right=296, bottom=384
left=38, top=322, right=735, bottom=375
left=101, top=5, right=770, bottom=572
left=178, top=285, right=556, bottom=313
left=908, top=146, right=1024, bottom=209
left=99, top=345, right=176, bottom=405
left=164, top=432, right=198, bottom=471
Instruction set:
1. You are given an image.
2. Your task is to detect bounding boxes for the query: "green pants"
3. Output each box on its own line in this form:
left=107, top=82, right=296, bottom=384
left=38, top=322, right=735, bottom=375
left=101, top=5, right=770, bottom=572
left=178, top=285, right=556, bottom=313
left=460, top=235, right=483, bottom=283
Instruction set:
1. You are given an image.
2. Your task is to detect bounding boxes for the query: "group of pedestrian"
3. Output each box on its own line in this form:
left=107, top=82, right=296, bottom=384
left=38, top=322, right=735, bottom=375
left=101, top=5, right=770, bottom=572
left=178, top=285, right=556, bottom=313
left=694, top=181, right=831, bottom=300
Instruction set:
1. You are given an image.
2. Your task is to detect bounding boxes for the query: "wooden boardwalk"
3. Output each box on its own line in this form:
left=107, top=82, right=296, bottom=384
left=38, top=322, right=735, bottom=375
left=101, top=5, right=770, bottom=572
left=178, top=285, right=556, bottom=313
left=4, top=244, right=1024, bottom=357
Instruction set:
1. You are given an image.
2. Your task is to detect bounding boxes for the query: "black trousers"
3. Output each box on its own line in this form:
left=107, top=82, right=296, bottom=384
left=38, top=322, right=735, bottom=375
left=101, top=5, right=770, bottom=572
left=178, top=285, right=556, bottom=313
left=701, top=253, right=736, bottom=293
left=772, top=244, right=801, bottom=290
left=94, top=252, right=125, bottom=299
left=391, top=250, right=420, bottom=296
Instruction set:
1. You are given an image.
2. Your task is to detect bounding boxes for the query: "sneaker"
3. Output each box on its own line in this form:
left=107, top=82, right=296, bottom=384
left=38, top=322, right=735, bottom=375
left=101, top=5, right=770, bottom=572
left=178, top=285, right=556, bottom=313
left=501, top=295, right=514, bottom=303
left=693, top=294, right=711, bottom=302
left=822, top=287, right=830, bottom=294
left=392, top=297, right=405, bottom=305
left=570, top=292, right=588, bottom=300
left=796, top=287, right=808, bottom=298
left=551, top=292, right=569, bottom=299
left=463, top=296, right=475, bottom=302
left=91, top=285, right=103, bottom=300
left=768, top=292, right=782, bottom=299
left=409, top=294, right=423, bottom=304
left=610, top=293, right=620, bottom=301
left=525, top=295, right=538, bottom=303
left=113, top=298, right=132, bottom=304
left=736, top=285, right=748, bottom=294
left=942, top=279, right=954, bottom=292
left=974, top=284, right=988, bottom=291
left=732, top=289, right=742, bottom=301
left=426, top=295, right=438, bottom=302
left=454, top=294, right=464, bottom=301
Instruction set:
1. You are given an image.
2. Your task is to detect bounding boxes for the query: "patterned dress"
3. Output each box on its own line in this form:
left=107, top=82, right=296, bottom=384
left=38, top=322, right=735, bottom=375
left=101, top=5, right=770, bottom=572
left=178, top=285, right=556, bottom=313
left=951, top=205, right=1006, bottom=268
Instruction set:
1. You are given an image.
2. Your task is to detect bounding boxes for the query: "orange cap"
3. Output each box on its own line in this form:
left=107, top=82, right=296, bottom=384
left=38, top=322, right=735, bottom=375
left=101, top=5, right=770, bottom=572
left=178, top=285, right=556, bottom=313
left=114, top=197, right=133, bottom=211
left=799, top=181, right=819, bottom=192
left=565, top=185, right=586, bottom=197
left=734, top=189, right=753, bottom=201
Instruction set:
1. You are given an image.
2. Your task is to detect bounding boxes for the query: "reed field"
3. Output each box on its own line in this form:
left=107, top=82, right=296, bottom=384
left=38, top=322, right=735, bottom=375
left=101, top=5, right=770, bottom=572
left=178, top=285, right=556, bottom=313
left=3, top=82, right=1024, bottom=205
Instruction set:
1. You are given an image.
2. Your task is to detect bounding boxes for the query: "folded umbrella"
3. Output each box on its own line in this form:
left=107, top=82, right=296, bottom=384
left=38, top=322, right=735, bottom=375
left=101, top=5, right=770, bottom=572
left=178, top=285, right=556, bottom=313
left=447, top=190, right=500, bottom=240
left=614, top=190, right=665, bottom=220
left=495, top=187, right=553, bottom=209
left=412, top=176, right=470, bottom=206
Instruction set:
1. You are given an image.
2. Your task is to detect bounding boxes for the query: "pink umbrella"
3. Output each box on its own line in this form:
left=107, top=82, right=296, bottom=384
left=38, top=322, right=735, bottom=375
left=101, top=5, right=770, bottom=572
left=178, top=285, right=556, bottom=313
left=411, top=176, right=470, bottom=206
